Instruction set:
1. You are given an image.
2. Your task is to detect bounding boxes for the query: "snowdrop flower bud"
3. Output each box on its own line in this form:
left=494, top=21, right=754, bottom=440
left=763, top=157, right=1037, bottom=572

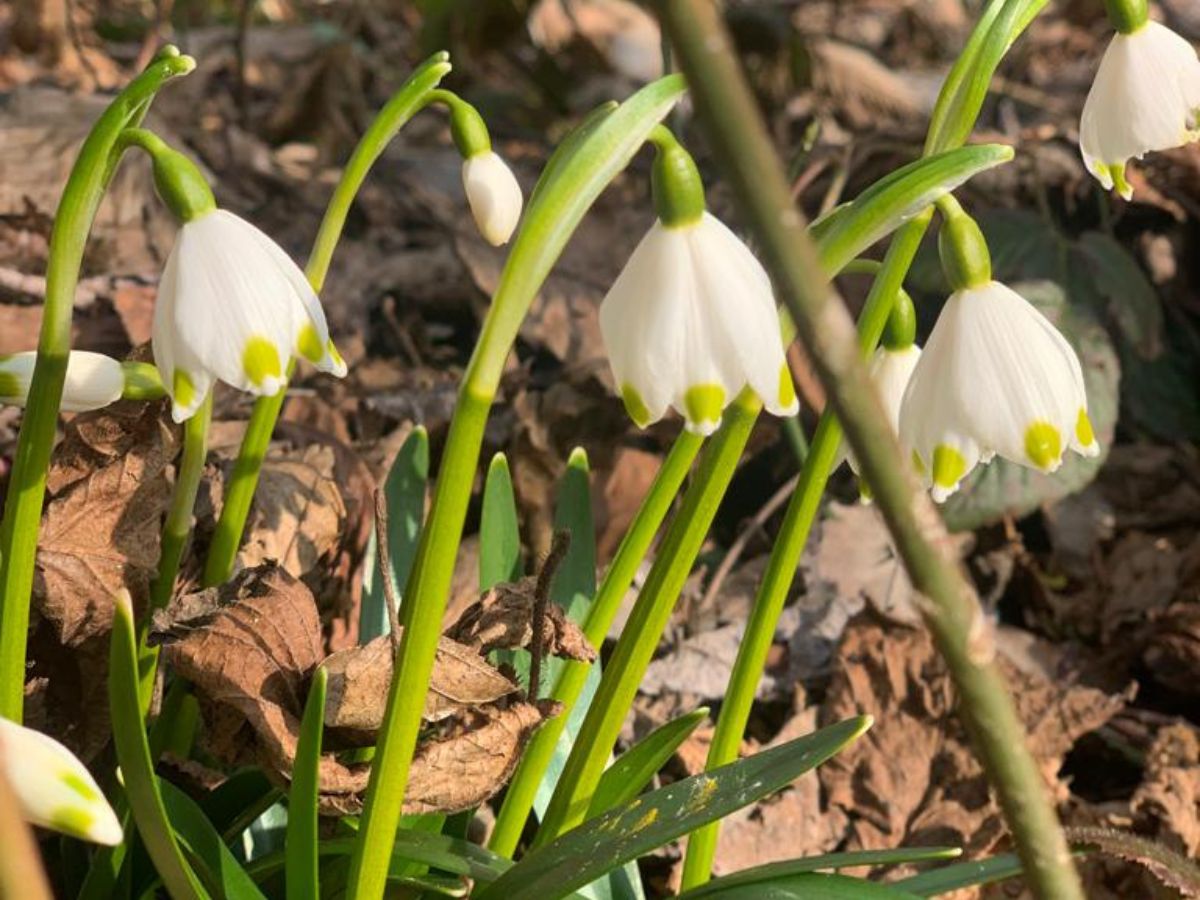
left=462, top=150, right=523, bottom=246
left=599, top=129, right=798, bottom=434
left=1080, top=15, right=1200, bottom=200
left=0, top=718, right=122, bottom=845
left=899, top=281, right=1099, bottom=502
left=0, top=351, right=124, bottom=412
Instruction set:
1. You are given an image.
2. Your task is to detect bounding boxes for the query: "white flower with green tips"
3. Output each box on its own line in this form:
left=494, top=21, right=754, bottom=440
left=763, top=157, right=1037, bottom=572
left=153, top=209, right=346, bottom=422
left=841, top=344, right=922, bottom=477
left=1080, top=20, right=1200, bottom=200
left=462, top=150, right=523, bottom=246
left=599, top=210, right=799, bottom=435
left=899, top=281, right=1098, bottom=502
left=0, top=351, right=124, bottom=412
left=0, top=717, right=122, bottom=845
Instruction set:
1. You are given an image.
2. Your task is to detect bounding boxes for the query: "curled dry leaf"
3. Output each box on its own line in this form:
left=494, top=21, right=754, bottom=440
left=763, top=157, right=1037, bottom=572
left=34, top=400, right=178, bottom=646
left=323, top=634, right=519, bottom=732
left=448, top=575, right=596, bottom=663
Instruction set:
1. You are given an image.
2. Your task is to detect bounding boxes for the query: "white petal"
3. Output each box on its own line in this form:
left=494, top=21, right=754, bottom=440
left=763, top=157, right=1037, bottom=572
left=0, top=719, right=122, bottom=845
left=462, top=151, right=524, bottom=246
left=844, top=345, right=921, bottom=475
left=1081, top=22, right=1200, bottom=198
left=0, top=352, right=124, bottom=413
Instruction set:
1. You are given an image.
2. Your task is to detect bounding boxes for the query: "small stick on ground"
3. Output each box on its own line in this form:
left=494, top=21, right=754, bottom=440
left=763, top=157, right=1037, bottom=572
left=374, top=489, right=403, bottom=652
left=528, top=530, right=571, bottom=701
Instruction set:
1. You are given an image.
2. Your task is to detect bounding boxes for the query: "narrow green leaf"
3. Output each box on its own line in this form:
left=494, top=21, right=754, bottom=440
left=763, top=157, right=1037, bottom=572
left=480, top=452, right=522, bottom=590
left=588, top=708, right=710, bottom=818
left=361, top=426, right=429, bottom=639
left=158, top=779, right=267, bottom=900
left=689, top=873, right=923, bottom=899
left=476, top=717, right=872, bottom=900
left=893, top=853, right=1027, bottom=895
left=678, top=848, right=962, bottom=898
left=286, top=666, right=326, bottom=900
left=552, top=447, right=598, bottom=623
left=108, top=590, right=209, bottom=900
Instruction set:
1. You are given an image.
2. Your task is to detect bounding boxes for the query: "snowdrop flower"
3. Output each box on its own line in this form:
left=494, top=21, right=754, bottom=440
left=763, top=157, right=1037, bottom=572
left=900, top=199, right=1098, bottom=502
left=462, top=150, right=523, bottom=246
left=841, top=344, right=922, bottom=478
left=1080, top=18, right=1200, bottom=199
left=0, top=351, right=124, bottom=412
left=153, top=209, right=347, bottom=423
left=0, top=717, right=122, bottom=845
left=124, top=129, right=345, bottom=423
left=599, top=129, right=798, bottom=435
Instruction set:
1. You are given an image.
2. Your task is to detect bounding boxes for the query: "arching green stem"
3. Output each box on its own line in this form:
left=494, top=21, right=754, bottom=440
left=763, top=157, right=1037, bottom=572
left=0, top=47, right=195, bottom=723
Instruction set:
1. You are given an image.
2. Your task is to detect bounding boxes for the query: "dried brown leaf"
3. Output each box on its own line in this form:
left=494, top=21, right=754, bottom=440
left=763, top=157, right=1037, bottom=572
left=322, top=634, right=518, bottom=732
left=448, top=576, right=596, bottom=663
left=1131, top=724, right=1200, bottom=858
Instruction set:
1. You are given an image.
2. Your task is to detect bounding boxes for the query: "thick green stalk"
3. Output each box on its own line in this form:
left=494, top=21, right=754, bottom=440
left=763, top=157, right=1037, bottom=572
left=138, top=391, right=212, bottom=709
left=659, top=3, right=1083, bottom=898
left=201, top=53, right=453, bottom=588
left=680, top=215, right=930, bottom=887
left=488, top=430, right=705, bottom=856
left=536, top=394, right=761, bottom=843
left=0, top=48, right=194, bottom=723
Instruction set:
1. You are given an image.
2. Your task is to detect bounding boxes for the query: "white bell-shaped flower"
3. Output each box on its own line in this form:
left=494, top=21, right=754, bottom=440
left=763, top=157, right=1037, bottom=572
left=1080, top=20, right=1200, bottom=199
left=0, top=718, right=122, bottom=845
left=0, top=351, right=124, bottom=412
left=899, top=281, right=1099, bottom=502
left=599, top=211, right=799, bottom=435
left=153, top=209, right=347, bottom=423
left=462, top=150, right=523, bottom=246
left=841, top=344, right=922, bottom=477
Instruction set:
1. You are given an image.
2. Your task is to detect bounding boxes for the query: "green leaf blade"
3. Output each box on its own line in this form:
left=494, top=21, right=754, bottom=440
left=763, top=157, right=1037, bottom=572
left=285, top=666, right=326, bottom=900
left=480, top=452, right=522, bottom=590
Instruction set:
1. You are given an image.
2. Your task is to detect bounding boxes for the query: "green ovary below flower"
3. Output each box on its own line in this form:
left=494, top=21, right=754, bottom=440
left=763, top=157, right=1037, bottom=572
left=1081, top=21, right=1200, bottom=200
left=0, top=717, right=122, bottom=846
left=598, top=211, right=799, bottom=435
left=152, top=208, right=347, bottom=423
left=0, top=350, right=124, bottom=413
left=899, top=280, right=1099, bottom=503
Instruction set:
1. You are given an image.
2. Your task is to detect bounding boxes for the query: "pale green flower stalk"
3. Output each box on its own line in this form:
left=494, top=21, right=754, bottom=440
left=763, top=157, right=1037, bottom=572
left=0, top=47, right=195, bottom=724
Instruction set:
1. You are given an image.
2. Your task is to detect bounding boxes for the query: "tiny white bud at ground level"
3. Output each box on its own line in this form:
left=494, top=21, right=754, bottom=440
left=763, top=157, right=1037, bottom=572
left=0, top=351, right=124, bottom=412
left=599, top=211, right=799, bottom=435
left=1080, top=21, right=1200, bottom=200
left=0, top=717, right=122, bottom=845
left=462, top=151, right=523, bottom=246
left=153, top=209, right=346, bottom=423
left=899, top=281, right=1098, bottom=503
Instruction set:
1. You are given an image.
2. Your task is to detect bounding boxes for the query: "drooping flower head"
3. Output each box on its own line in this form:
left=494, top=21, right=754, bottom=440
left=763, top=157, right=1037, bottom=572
left=131, top=130, right=346, bottom=423
left=1080, top=12, right=1200, bottom=199
left=900, top=199, right=1098, bottom=502
left=0, top=717, right=122, bottom=845
left=441, top=91, right=523, bottom=246
left=0, top=351, right=124, bottom=412
left=599, top=128, right=798, bottom=435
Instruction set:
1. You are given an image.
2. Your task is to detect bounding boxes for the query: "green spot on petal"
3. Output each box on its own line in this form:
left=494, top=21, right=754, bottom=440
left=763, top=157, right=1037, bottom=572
left=684, top=383, right=725, bottom=427
left=1110, top=163, right=1132, bottom=200
left=242, top=336, right=282, bottom=388
left=1024, top=421, right=1062, bottom=470
left=48, top=805, right=95, bottom=840
left=932, top=444, right=967, bottom=490
left=0, top=372, right=22, bottom=402
left=1075, top=409, right=1095, bottom=447
left=777, top=364, right=797, bottom=410
left=61, top=772, right=100, bottom=804
left=172, top=369, right=195, bottom=409
left=621, top=383, right=653, bottom=428
left=327, top=339, right=345, bottom=369
left=297, top=323, right=324, bottom=364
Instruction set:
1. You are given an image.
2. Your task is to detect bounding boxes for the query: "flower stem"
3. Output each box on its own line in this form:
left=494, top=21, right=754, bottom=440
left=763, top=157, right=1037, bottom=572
left=535, top=393, right=761, bottom=843
left=488, top=429, right=705, bottom=857
left=137, top=391, right=212, bottom=711
left=658, top=3, right=1083, bottom=898
left=0, top=48, right=194, bottom=724
left=200, top=53, right=453, bottom=589
left=680, top=213, right=930, bottom=888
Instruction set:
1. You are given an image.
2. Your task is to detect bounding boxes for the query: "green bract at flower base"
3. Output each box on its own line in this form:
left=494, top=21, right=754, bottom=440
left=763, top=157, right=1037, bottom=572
left=0, top=45, right=194, bottom=724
